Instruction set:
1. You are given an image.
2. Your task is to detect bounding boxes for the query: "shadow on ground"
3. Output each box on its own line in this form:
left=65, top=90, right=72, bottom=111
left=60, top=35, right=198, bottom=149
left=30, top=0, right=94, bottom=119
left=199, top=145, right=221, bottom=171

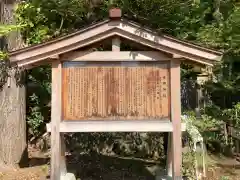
left=30, top=152, right=163, bottom=180
left=67, top=153, right=159, bottom=180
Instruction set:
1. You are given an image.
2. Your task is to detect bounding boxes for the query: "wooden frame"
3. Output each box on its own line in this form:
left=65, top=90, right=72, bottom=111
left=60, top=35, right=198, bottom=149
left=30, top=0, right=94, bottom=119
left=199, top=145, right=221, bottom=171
left=61, top=51, right=172, bottom=62
left=52, top=58, right=182, bottom=179
left=46, top=120, right=186, bottom=132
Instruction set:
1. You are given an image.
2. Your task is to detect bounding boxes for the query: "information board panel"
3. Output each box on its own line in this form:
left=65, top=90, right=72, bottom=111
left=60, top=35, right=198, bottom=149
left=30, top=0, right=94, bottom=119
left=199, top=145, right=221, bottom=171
left=62, top=62, right=170, bottom=120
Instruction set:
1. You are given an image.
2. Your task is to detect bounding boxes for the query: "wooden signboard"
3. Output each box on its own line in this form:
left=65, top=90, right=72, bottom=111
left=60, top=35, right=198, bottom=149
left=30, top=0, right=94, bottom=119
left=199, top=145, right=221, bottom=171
left=9, top=8, right=223, bottom=179
left=62, top=61, right=170, bottom=120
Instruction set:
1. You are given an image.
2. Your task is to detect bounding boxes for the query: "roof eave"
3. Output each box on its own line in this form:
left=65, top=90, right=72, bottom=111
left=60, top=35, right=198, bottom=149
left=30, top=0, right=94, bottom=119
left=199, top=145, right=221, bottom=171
left=9, top=18, right=223, bottom=68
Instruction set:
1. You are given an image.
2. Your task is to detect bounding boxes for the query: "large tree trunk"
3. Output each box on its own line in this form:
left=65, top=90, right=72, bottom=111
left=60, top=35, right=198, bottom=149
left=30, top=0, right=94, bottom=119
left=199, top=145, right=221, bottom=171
left=0, top=0, right=27, bottom=168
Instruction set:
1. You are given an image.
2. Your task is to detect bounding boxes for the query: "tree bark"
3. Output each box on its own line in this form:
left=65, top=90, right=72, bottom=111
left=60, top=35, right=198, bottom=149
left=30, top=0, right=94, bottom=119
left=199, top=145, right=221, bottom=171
left=0, top=0, right=28, bottom=168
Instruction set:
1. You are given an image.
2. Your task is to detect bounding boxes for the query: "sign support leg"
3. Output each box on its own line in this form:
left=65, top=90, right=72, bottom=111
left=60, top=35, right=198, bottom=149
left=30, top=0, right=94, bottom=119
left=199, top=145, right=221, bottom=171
left=170, top=59, right=182, bottom=180
left=167, top=132, right=173, bottom=177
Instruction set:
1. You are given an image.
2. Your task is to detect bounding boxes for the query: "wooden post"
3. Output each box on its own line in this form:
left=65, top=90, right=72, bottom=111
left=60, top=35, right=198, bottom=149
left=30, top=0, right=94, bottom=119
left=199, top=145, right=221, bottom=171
left=60, top=134, right=67, bottom=176
left=170, top=59, right=182, bottom=179
left=167, top=133, right=172, bottom=176
left=202, top=142, right=206, bottom=177
left=112, top=37, right=121, bottom=51
left=224, top=123, right=228, bottom=145
left=236, top=139, right=239, bottom=154
left=51, top=60, right=62, bottom=180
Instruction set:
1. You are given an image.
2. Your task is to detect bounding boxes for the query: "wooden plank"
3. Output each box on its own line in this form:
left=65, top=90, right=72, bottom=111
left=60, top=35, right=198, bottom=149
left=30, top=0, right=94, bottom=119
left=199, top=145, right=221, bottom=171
left=62, top=62, right=170, bottom=120
left=46, top=121, right=187, bottom=133
left=170, top=59, right=182, bottom=179
left=50, top=60, right=62, bottom=180
left=167, top=132, right=173, bottom=176
left=236, top=140, right=240, bottom=153
left=224, top=123, right=228, bottom=145
left=61, top=51, right=171, bottom=62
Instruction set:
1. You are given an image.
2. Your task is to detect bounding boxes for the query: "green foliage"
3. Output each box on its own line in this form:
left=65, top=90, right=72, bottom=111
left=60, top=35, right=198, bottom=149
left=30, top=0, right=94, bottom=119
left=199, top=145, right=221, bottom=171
left=65, top=132, right=165, bottom=160
left=184, top=111, right=226, bottom=154
left=194, top=114, right=222, bottom=132
left=182, top=151, right=196, bottom=180
left=221, top=176, right=230, bottom=180
left=222, top=103, right=240, bottom=126
left=203, top=102, right=240, bottom=128
left=187, top=102, right=240, bottom=155
left=16, top=0, right=240, bottom=47
left=26, top=65, right=51, bottom=138
left=15, top=0, right=99, bottom=44
left=0, top=51, right=7, bottom=60
left=0, top=24, right=18, bottom=36
left=205, top=56, right=240, bottom=109
left=185, top=111, right=222, bottom=132
left=27, top=94, right=44, bottom=136
left=0, top=24, right=18, bottom=60
left=196, top=115, right=225, bottom=152
left=0, top=24, right=19, bottom=90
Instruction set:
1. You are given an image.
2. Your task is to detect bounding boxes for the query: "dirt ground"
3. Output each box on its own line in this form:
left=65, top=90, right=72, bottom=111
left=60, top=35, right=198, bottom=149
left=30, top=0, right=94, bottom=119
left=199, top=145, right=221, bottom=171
left=0, top=166, right=48, bottom=180
left=1, top=149, right=240, bottom=180
left=204, top=154, right=240, bottom=180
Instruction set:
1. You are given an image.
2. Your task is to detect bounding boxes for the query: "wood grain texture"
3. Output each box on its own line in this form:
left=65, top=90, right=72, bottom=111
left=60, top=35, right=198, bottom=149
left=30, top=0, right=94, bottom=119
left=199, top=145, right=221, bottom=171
left=51, top=60, right=62, bottom=180
left=0, top=0, right=27, bottom=168
left=62, top=61, right=170, bottom=121
left=46, top=120, right=189, bottom=133
left=61, top=51, right=171, bottom=62
left=167, top=133, right=173, bottom=176
left=170, top=59, right=182, bottom=179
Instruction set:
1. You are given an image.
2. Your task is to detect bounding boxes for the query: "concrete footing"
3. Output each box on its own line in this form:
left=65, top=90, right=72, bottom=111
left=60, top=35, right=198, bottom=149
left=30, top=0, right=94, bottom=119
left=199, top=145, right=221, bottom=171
left=60, top=173, right=76, bottom=180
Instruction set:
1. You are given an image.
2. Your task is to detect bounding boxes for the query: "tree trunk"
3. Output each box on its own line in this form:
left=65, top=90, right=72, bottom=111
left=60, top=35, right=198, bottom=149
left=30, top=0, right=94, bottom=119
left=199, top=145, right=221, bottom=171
left=0, top=0, right=28, bottom=168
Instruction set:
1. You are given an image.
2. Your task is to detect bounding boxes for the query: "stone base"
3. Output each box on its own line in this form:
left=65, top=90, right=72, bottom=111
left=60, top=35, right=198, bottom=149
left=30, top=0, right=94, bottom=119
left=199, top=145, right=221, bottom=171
left=61, top=173, right=76, bottom=180
left=156, top=175, right=173, bottom=180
